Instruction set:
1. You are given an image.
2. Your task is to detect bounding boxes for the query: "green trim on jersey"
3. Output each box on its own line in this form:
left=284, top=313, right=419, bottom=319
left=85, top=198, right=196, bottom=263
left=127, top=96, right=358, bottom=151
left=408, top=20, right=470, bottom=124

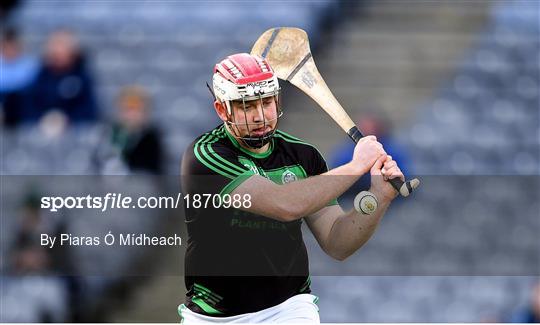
left=218, top=152, right=338, bottom=205
left=190, top=283, right=224, bottom=315
left=220, top=171, right=255, bottom=197
left=194, top=133, right=235, bottom=179
left=194, top=283, right=223, bottom=301
left=300, top=276, right=311, bottom=293
left=219, top=164, right=308, bottom=197
left=264, top=165, right=307, bottom=184
left=210, top=128, right=248, bottom=173
left=223, top=124, right=274, bottom=159
left=191, top=297, right=223, bottom=315
left=194, top=129, right=246, bottom=179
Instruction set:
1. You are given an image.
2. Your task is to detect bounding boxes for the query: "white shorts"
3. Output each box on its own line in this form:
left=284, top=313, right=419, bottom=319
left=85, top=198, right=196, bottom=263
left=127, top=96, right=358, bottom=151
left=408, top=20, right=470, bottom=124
left=178, top=294, right=320, bottom=324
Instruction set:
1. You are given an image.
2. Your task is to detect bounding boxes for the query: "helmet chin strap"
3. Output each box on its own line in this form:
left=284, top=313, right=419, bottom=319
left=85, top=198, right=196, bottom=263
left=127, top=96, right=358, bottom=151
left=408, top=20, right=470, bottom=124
left=239, top=129, right=276, bottom=149
left=226, top=112, right=283, bottom=150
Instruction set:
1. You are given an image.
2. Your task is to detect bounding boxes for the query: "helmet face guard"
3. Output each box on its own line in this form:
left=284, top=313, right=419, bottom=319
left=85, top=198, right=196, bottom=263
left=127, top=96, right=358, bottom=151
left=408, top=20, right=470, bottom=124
left=228, top=94, right=283, bottom=149
left=212, top=53, right=282, bottom=149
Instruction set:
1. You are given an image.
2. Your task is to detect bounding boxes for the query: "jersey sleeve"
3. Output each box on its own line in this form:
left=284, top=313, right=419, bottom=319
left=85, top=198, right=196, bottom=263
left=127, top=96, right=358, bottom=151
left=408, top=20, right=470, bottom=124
left=181, top=139, right=255, bottom=197
left=305, top=147, right=330, bottom=176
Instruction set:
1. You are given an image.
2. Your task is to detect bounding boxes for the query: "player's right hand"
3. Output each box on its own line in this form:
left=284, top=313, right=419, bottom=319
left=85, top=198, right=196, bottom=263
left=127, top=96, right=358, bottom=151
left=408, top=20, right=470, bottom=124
left=351, top=135, right=386, bottom=175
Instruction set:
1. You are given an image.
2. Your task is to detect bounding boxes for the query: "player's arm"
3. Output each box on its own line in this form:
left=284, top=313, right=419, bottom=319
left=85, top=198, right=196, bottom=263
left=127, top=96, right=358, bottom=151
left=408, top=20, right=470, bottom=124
left=231, top=136, right=385, bottom=222
left=305, top=155, right=404, bottom=261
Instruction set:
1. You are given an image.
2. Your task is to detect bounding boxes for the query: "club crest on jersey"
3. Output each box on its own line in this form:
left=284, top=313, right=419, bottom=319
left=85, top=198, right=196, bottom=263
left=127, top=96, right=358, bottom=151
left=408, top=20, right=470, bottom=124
left=242, top=163, right=260, bottom=175
left=281, top=170, right=297, bottom=184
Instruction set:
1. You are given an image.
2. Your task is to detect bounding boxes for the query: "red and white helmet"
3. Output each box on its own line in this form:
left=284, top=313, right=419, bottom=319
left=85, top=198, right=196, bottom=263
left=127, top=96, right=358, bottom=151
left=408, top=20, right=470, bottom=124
left=213, top=53, right=280, bottom=114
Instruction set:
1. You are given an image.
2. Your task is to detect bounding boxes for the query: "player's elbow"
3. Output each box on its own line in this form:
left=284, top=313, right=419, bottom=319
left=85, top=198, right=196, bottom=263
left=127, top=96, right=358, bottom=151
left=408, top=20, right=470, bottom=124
left=328, top=250, right=352, bottom=261
left=274, top=204, right=304, bottom=222
left=249, top=196, right=305, bottom=222
left=271, top=199, right=306, bottom=222
left=324, top=244, right=355, bottom=261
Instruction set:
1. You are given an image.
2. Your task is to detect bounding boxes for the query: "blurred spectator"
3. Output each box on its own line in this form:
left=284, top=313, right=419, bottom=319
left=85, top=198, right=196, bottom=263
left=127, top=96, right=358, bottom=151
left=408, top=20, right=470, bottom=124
left=29, top=29, right=99, bottom=125
left=508, top=282, right=540, bottom=323
left=97, top=86, right=163, bottom=174
left=1, top=192, right=69, bottom=322
left=0, top=27, right=39, bottom=127
left=9, top=192, right=67, bottom=273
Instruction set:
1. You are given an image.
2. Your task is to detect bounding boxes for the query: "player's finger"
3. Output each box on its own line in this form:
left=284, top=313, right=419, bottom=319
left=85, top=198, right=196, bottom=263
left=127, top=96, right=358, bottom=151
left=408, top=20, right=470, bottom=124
left=381, top=159, right=396, bottom=175
left=387, top=166, right=405, bottom=182
left=371, top=154, right=386, bottom=175
left=374, top=142, right=386, bottom=155
left=383, top=160, right=397, bottom=170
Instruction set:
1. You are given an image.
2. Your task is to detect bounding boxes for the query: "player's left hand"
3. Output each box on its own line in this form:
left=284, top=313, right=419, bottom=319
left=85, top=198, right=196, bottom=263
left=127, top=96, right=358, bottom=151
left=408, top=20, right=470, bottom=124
left=369, top=154, right=404, bottom=202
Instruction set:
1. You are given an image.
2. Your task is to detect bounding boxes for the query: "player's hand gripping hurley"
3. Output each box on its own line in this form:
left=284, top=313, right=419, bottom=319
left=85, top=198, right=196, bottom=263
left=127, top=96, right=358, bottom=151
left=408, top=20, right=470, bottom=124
left=251, top=27, right=420, bottom=203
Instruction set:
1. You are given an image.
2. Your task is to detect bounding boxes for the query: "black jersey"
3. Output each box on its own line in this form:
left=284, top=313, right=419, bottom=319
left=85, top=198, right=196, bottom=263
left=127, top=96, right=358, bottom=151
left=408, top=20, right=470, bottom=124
left=181, top=124, right=336, bottom=316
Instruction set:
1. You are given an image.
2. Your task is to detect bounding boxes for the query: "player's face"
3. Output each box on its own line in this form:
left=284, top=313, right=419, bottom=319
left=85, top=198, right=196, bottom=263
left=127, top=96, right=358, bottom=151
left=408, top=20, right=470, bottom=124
left=230, top=96, right=279, bottom=138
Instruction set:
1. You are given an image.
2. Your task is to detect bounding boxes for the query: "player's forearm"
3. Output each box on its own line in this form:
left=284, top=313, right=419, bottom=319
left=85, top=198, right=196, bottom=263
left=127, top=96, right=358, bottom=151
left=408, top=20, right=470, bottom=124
left=273, top=162, right=365, bottom=221
left=234, top=162, right=366, bottom=222
left=325, top=195, right=391, bottom=261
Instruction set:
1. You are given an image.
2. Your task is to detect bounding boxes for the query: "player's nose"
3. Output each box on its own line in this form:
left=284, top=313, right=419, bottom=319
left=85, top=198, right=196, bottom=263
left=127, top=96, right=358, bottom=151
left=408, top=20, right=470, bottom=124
left=252, top=105, right=265, bottom=122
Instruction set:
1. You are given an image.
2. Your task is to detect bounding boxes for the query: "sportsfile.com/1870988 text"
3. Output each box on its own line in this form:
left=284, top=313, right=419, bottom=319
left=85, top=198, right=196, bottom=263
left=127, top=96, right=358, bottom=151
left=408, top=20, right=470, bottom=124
left=40, top=193, right=252, bottom=212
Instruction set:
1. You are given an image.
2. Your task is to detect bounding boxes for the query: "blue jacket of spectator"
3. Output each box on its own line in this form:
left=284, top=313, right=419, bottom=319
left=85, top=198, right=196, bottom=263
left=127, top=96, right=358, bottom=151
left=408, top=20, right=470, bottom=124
left=509, top=307, right=539, bottom=323
left=28, top=54, right=98, bottom=124
left=0, top=53, right=39, bottom=127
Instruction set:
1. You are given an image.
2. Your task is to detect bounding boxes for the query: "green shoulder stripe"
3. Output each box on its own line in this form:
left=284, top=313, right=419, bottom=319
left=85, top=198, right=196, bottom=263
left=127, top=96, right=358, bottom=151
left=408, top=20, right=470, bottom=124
left=193, top=283, right=224, bottom=300
left=194, top=131, right=246, bottom=179
left=190, top=283, right=224, bottom=314
left=191, top=297, right=223, bottom=315
left=199, top=143, right=243, bottom=176
left=193, top=292, right=220, bottom=305
left=205, top=129, right=246, bottom=174
left=194, top=133, right=236, bottom=179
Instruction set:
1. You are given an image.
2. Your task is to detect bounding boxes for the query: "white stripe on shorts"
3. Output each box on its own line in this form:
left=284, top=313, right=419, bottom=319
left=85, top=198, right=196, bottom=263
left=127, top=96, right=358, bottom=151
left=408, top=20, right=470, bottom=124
left=178, top=294, right=320, bottom=324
